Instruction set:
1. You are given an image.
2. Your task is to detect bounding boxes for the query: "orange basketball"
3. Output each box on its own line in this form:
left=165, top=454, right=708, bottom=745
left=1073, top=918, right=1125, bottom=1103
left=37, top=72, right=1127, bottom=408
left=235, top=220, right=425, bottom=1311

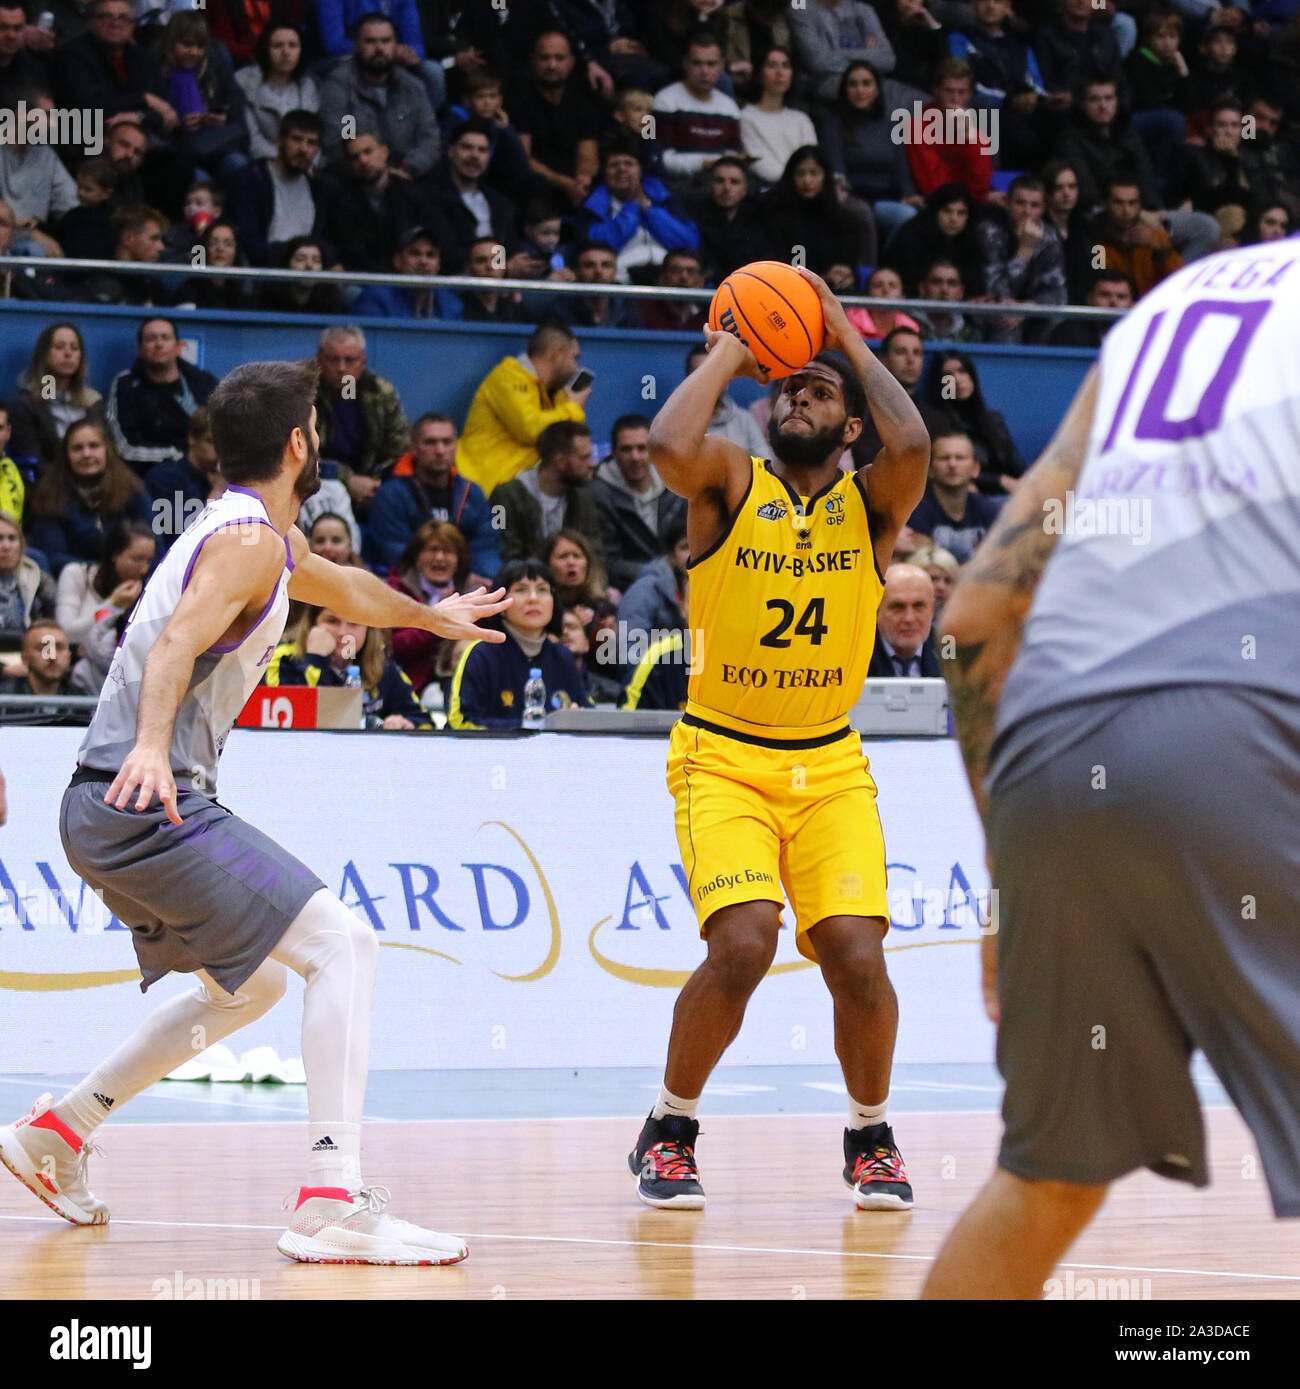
left=707, top=261, right=826, bottom=380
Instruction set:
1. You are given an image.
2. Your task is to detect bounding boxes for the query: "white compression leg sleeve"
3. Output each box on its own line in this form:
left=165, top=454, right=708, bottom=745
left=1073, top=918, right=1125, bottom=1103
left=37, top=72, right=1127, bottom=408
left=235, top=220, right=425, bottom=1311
left=53, top=961, right=288, bottom=1138
left=269, top=888, right=378, bottom=1190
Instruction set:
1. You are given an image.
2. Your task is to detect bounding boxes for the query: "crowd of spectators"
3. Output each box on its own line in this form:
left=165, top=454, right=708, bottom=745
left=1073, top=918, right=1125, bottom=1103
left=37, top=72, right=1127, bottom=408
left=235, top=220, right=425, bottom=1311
left=0, top=301, right=1055, bottom=728
left=0, top=0, right=1291, bottom=324
left=3, top=0, right=1300, bottom=727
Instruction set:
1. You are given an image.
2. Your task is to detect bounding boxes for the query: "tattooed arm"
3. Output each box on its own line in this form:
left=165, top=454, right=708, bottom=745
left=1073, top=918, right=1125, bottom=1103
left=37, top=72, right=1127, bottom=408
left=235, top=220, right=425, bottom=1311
left=940, top=368, right=1097, bottom=1025
left=937, top=367, right=1099, bottom=819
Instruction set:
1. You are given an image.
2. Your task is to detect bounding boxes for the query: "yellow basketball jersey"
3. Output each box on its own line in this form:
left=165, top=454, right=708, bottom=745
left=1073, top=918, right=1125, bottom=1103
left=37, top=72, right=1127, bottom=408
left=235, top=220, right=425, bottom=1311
left=687, top=456, right=884, bottom=733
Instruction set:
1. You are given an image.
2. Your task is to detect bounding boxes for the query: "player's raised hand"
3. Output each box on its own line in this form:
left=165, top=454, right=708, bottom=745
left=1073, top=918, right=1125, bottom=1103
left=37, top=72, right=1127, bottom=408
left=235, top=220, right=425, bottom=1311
left=106, top=747, right=182, bottom=825
left=427, top=586, right=512, bottom=642
left=794, top=266, right=857, bottom=353
left=702, top=326, right=769, bottom=384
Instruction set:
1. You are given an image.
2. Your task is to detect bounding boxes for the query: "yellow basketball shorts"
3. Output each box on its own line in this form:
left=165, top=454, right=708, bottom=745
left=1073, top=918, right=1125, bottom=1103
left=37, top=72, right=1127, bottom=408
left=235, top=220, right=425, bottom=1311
left=667, top=716, right=890, bottom=962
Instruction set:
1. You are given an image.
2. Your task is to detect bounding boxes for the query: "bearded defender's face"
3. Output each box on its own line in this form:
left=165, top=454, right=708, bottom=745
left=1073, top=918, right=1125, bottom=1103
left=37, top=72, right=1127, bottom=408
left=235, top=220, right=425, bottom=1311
left=293, top=411, right=322, bottom=502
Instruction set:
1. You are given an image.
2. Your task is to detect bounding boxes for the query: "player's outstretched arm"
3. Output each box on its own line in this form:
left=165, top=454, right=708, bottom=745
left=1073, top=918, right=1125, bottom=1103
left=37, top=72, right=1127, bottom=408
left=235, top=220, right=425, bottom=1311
left=938, top=366, right=1099, bottom=820
left=109, top=523, right=288, bottom=823
left=286, top=527, right=511, bottom=640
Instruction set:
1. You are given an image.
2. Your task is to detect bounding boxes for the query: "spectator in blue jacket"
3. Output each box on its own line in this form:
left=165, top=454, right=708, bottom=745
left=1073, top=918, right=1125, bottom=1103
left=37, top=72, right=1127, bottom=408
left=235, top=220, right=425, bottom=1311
left=949, top=0, right=1047, bottom=109
left=315, top=0, right=448, bottom=113
left=23, top=419, right=152, bottom=576
left=352, top=225, right=464, bottom=319
left=267, top=602, right=432, bottom=729
left=948, top=0, right=1049, bottom=169
left=448, top=557, right=591, bottom=728
left=365, top=413, right=499, bottom=580
left=578, top=134, right=700, bottom=284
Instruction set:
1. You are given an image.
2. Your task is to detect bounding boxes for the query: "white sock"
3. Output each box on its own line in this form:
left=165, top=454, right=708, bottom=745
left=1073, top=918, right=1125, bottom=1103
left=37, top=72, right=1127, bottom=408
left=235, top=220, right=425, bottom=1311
left=54, top=1063, right=131, bottom=1139
left=308, top=1122, right=362, bottom=1191
left=849, top=1097, right=889, bottom=1131
left=269, top=890, right=378, bottom=1195
left=52, top=962, right=288, bottom=1141
left=652, top=1085, right=698, bottom=1121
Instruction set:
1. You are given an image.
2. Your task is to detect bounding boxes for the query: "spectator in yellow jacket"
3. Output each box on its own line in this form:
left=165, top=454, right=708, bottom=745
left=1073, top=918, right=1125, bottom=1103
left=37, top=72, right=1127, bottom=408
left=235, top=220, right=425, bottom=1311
left=0, top=404, right=24, bottom=524
left=455, top=320, right=591, bottom=497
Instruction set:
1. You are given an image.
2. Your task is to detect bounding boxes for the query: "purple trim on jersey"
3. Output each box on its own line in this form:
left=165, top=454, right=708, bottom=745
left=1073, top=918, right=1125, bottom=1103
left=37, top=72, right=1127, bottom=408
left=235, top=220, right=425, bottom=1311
left=225, top=484, right=263, bottom=498
left=207, top=579, right=282, bottom=654
left=180, top=515, right=286, bottom=654
left=284, top=534, right=295, bottom=572
left=180, top=517, right=272, bottom=594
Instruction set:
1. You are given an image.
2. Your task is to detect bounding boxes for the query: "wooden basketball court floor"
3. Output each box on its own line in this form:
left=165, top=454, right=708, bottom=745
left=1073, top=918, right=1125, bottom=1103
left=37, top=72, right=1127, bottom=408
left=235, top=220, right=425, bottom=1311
left=2, top=1066, right=1296, bottom=1300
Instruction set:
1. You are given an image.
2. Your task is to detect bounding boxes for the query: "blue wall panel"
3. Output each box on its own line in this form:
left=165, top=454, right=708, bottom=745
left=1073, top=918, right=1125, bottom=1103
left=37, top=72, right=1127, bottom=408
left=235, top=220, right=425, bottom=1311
left=0, top=299, right=1095, bottom=464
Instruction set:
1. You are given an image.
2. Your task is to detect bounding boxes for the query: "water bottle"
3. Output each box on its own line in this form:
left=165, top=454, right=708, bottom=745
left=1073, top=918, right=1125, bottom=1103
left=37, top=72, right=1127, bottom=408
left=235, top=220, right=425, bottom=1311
left=345, top=663, right=365, bottom=729
left=522, top=668, right=546, bottom=730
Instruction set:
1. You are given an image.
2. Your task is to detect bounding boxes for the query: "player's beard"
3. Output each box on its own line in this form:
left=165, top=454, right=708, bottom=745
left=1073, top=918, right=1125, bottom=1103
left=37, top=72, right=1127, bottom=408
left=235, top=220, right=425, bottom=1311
left=293, top=434, right=322, bottom=502
left=767, top=413, right=843, bottom=469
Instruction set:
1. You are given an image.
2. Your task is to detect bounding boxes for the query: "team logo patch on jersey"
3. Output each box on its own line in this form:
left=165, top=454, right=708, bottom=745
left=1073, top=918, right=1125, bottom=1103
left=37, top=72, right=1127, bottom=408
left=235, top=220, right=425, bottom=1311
left=501, top=690, right=515, bottom=708
left=756, top=500, right=788, bottom=521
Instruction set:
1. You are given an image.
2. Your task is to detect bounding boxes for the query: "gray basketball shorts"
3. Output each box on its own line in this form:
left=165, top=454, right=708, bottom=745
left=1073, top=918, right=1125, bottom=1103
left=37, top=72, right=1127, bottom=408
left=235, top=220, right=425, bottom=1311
left=985, top=685, right=1300, bottom=1217
left=60, top=771, right=328, bottom=996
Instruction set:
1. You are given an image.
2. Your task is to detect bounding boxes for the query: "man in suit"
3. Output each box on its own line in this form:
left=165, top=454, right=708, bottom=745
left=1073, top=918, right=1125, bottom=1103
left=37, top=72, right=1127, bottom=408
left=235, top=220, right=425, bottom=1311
left=867, top=563, right=942, bottom=678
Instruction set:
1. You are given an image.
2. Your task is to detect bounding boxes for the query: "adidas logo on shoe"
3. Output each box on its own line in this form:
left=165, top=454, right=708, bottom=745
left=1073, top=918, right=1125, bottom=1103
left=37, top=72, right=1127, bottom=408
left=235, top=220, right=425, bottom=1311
left=311, top=1136, right=337, bottom=1152
left=93, top=1093, right=115, bottom=1111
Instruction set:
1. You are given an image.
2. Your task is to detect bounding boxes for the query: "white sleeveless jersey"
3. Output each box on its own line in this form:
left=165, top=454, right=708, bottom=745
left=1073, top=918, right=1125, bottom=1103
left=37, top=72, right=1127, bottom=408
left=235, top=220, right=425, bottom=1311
left=76, top=485, right=295, bottom=792
left=998, top=237, right=1300, bottom=735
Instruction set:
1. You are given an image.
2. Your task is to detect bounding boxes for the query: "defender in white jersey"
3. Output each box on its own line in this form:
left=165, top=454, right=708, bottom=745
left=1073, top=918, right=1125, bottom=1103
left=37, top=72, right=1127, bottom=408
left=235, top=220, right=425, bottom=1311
left=0, top=360, right=509, bottom=1266
left=922, top=241, right=1300, bottom=1298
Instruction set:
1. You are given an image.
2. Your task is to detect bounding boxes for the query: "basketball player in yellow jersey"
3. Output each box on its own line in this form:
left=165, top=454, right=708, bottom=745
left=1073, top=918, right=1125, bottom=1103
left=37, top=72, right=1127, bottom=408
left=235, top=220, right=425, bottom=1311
left=627, top=269, right=931, bottom=1211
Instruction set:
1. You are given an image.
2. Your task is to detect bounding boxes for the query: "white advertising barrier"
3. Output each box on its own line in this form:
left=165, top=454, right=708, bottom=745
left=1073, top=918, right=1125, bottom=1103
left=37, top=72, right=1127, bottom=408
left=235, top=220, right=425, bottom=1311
left=0, top=728, right=996, bottom=1074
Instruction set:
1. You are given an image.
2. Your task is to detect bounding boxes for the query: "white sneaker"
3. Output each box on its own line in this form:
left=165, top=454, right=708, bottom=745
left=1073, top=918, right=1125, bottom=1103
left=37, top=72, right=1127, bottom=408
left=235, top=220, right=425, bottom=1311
left=0, top=1093, right=109, bottom=1225
left=277, top=1185, right=468, bottom=1266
